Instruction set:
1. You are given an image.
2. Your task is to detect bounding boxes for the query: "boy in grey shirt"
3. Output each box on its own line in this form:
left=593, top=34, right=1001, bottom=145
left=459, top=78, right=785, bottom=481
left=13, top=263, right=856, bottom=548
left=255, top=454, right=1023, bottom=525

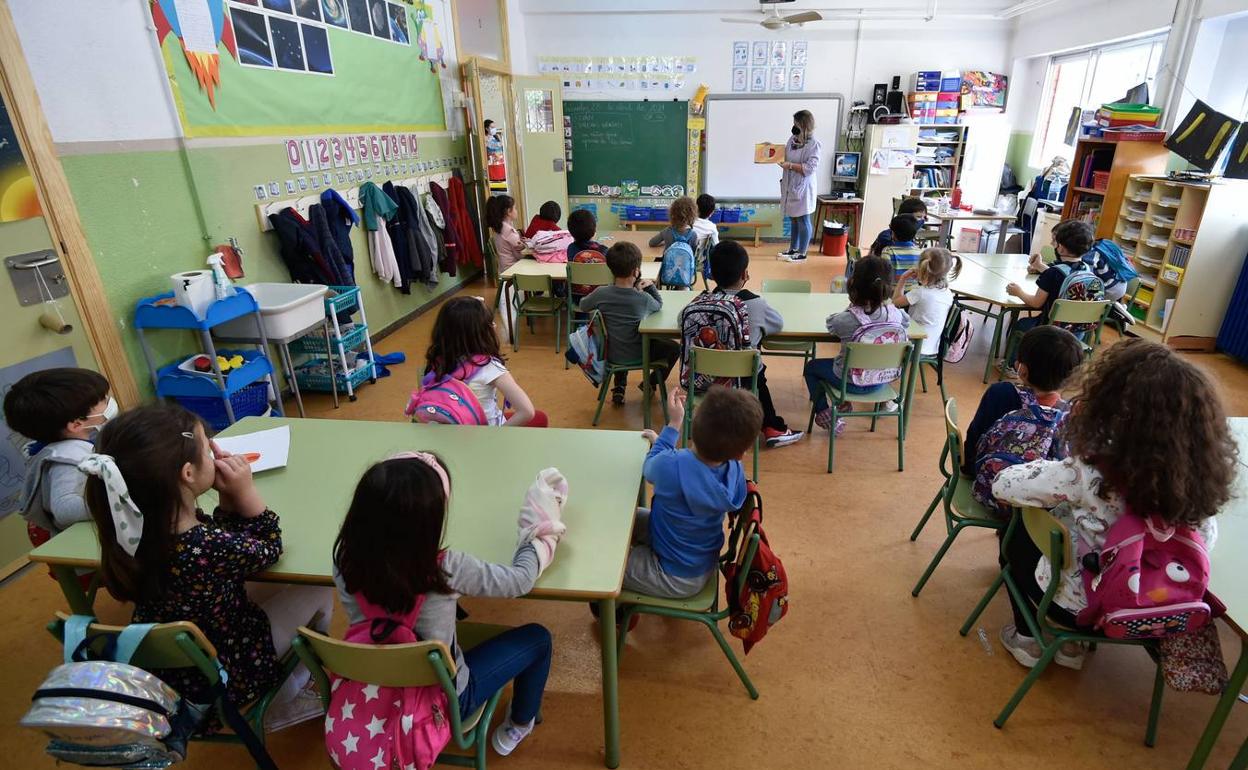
left=706, top=240, right=803, bottom=448
left=578, top=242, right=680, bottom=405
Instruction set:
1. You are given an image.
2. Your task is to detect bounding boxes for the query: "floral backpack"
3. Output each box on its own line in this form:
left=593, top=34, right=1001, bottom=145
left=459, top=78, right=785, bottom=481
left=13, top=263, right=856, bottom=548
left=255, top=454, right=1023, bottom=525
left=972, top=387, right=1069, bottom=516
left=324, top=592, right=451, bottom=770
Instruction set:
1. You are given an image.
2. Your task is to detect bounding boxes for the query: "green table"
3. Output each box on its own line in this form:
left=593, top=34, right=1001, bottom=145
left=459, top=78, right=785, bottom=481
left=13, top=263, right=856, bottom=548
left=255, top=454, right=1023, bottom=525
left=637, top=291, right=927, bottom=430
left=1187, top=417, right=1248, bottom=769
left=29, top=416, right=646, bottom=769
left=949, top=258, right=1037, bottom=383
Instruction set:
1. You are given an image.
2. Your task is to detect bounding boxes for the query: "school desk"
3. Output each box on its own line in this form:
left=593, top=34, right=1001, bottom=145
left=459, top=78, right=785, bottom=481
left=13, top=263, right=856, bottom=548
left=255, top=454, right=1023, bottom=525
left=930, top=210, right=1018, bottom=253
left=494, top=257, right=660, bottom=346
left=624, top=219, right=770, bottom=247
left=28, top=417, right=647, bottom=769
left=1186, top=416, right=1248, bottom=769
left=636, top=290, right=928, bottom=430
left=948, top=257, right=1039, bottom=384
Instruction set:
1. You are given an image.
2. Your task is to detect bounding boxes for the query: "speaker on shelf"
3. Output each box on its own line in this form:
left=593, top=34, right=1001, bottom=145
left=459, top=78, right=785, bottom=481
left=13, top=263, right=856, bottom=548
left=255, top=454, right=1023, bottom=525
left=885, top=75, right=905, bottom=115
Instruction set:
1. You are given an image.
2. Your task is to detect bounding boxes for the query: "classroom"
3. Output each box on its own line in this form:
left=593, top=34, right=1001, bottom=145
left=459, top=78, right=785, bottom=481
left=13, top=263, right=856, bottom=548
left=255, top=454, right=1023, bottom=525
left=1, top=0, right=1247, bottom=768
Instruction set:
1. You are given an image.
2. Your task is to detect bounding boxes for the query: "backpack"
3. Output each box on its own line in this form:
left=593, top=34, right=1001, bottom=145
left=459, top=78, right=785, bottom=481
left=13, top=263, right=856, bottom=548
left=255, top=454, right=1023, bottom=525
left=972, top=387, right=1069, bottom=516
left=845, top=305, right=908, bottom=387
left=569, top=246, right=606, bottom=296
left=722, top=483, right=788, bottom=655
left=679, top=291, right=751, bottom=391
left=565, top=314, right=605, bottom=386
left=22, top=616, right=275, bottom=770
left=1050, top=262, right=1105, bottom=334
left=942, top=306, right=975, bottom=364
left=1087, top=238, right=1137, bottom=283
left=530, top=230, right=574, bottom=263
left=325, top=592, right=451, bottom=770
left=694, top=235, right=714, bottom=281
left=1077, top=509, right=1213, bottom=640
left=659, top=241, right=696, bottom=288
left=404, top=359, right=488, bottom=425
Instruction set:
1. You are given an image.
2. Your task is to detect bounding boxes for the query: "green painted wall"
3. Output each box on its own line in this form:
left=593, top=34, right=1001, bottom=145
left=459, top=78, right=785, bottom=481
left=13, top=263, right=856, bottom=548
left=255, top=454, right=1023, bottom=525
left=60, top=137, right=473, bottom=397
left=1006, top=131, right=1039, bottom=184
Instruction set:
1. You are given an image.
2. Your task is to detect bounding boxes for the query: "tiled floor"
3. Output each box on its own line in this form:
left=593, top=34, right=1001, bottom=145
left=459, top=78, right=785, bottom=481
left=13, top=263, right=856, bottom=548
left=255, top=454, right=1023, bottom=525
left=1, top=235, right=1245, bottom=769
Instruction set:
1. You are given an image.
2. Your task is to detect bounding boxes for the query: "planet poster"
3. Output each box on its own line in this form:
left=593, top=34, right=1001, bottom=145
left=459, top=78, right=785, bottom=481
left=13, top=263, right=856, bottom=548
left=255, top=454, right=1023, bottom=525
left=0, top=95, right=41, bottom=223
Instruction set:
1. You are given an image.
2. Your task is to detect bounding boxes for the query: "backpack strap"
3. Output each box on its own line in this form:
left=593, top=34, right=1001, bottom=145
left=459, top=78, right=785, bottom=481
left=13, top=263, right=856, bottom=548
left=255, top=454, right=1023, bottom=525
left=207, top=664, right=279, bottom=770
left=113, top=623, right=158, bottom=665
left=62, top=615, right=96, bottom=664
left=735, top=289, right=760, bottom=302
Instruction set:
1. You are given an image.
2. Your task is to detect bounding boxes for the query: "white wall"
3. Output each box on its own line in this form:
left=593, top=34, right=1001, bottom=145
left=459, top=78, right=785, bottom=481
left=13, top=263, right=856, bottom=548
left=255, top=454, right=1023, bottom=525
left=1008, top=0, right=1176, bottom=60
left=511, top=1, right=1010, bottom=113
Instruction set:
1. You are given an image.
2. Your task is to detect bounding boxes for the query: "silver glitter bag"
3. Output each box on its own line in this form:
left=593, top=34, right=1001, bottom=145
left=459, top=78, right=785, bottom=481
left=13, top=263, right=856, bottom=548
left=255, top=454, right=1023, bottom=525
left=21, top=617, right=203, bottom=768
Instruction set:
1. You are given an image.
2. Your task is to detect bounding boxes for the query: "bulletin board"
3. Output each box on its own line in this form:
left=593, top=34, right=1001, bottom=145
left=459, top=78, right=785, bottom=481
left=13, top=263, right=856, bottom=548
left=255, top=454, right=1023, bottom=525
left=703, top=94, right=841, bottom=200
left=150, top=0, right=449, bottom=137
left=564, top=100, right=688, bottom=196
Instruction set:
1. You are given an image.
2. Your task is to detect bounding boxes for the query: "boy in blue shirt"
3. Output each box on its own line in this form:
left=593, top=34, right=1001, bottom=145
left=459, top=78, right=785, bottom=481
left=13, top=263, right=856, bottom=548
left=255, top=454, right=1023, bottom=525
left=625, top=386, right=761, bottom=599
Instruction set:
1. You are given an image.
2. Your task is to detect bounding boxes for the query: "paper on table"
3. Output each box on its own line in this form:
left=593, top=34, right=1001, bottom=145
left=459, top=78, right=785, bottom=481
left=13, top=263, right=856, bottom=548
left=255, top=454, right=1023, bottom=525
left=214, top=425, right=291, bottom=474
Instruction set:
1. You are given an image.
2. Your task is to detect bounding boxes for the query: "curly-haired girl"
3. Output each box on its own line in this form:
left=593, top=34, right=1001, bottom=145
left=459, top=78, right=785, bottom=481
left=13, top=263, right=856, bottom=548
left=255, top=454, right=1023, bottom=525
left=990, top=338, right=1238, bottom=669
left=648, top=196, right=701, bottom=253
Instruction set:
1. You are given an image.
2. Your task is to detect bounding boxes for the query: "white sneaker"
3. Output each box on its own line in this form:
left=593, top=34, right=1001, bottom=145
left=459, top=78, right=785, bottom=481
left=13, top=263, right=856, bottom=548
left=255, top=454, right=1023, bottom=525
left=781, top=253, right=808, bottom=263
left=999, top=625, right=1042, bottom=668
left=264, top=679, right=324, bottom=732
left=777, top=249, right=796, bottom=260
left=881, top=401, right=899, bottom=413
left=491, top=716, right=535, bottom=756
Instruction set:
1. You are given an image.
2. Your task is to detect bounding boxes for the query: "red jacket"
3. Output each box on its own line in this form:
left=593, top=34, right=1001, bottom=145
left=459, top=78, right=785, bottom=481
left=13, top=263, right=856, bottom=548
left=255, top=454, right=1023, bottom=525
left=523, top=216, right=561, bottom=239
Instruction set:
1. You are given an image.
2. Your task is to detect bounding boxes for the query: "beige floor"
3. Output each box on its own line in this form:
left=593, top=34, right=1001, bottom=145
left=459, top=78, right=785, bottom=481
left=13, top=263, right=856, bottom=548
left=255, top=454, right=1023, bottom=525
left=2, top=234, right=1246, bottom=769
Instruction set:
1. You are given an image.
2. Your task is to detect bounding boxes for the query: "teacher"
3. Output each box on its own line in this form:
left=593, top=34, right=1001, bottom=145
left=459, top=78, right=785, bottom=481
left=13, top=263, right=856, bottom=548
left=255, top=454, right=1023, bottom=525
left=778, top=109, right=822, bottom=263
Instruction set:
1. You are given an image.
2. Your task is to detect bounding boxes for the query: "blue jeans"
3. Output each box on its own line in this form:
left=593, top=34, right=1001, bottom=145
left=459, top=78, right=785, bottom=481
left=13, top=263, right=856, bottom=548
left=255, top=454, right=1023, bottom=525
left=458, top=623, right=552, bottom=724
left=803, top=358, right=881, bottom=411
left=788, top=213, right=812, bottom=254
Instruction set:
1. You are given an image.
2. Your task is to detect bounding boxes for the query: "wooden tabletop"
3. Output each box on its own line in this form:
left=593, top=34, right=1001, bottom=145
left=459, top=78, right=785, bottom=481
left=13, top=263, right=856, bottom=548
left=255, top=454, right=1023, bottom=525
left=949, top=257, right=1036, bottom=308
left=28, top=417, right=648, bottom=600
left=639, top=290, right=927, bottom=339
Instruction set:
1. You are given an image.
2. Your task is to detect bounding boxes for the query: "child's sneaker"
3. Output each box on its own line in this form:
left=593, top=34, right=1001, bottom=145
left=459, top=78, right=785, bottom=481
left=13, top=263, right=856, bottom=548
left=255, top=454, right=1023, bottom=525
left=995, top=360, right=1019, bottom=379
left=763, top=427, right=804, bottom=447
left=880, top=401, right=899, bottom=413
left=491, top=716, right=535, bottom=756
left=1055, top=641, right=1087, bottom=670
left=834, top=418, right=846, bottom=435
left=814, top=408, right=833, bottom=430
left=999, top=624, right=1042, bottom=668
left=611, top=385, right=625, bottom=406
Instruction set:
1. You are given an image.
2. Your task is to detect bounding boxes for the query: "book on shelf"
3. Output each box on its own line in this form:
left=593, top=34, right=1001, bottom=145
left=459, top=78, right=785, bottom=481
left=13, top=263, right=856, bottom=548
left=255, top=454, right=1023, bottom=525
left=1168, top=244, right=1191, bottom=269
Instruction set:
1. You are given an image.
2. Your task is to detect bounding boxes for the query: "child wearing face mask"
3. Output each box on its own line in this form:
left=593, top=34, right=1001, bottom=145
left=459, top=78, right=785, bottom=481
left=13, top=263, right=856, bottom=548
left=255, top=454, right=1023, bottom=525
left=4, top=367, right=118, bottom=545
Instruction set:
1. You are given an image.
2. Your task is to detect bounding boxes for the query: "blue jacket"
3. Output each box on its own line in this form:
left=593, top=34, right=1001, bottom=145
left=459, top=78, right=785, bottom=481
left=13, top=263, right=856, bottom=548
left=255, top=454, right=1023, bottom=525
left=644, top=426, right=748, bottom=578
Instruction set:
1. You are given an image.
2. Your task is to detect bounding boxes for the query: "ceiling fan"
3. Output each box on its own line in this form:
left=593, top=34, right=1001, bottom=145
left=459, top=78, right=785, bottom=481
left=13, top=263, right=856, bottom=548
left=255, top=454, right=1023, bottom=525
left=721, top=5, right=823, bottom=29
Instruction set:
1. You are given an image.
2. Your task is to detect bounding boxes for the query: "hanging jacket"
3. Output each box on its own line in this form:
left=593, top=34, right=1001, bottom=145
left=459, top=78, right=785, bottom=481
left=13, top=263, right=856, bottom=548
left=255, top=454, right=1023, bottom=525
left=359, top=182, right=402, bottom=288
left=448, top=175, right=482, bottom=268
left=422, top=191, right=454, bottom=276
left=320, top=188, right=358, bottom=283
left=383, top=181, right=420, bottom=292
left=392, top=183, right=436, bottom=285
left=405, top=185, right=441, bottom=285
left=268, top=207, right=336, bottom=284
left=430, top=182, right=458, bottom=266
left=307, top=203, right=351, bottom=286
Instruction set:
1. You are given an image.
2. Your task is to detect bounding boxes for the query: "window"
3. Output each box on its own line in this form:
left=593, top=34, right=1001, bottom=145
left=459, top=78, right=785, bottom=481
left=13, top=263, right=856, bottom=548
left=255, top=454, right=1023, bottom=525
left=1030, top=34, right=1167, bottom=168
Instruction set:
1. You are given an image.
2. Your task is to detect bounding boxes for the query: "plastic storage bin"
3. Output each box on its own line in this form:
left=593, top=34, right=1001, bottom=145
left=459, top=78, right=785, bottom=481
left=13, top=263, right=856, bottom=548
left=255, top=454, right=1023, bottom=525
left=214, top=283, right=328, bottom=341
left=625, top=206, right=649, bottom=221
left=175, top=382, right=271, bottom=432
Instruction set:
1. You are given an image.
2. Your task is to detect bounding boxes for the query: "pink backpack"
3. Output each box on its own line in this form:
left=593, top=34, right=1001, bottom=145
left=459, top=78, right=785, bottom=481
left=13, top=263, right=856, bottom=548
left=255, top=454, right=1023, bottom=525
left=405, top=360, right=487, bottom=425
left=530, top=230, right=574, bottom=262
left=324, top=592, right=452, bottom=770
left=846, top=305, right=908, bottom=387
left=1077, top=508, right=1212, bottom=640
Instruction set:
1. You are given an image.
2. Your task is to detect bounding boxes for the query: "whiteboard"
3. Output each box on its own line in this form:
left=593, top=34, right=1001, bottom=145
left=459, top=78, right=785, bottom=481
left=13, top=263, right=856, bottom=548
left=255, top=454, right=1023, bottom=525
left=703, top=95, right=842, bottom=201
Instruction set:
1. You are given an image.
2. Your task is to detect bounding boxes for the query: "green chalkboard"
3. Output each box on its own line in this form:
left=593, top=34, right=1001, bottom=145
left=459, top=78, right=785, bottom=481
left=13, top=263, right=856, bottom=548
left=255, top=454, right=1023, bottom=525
left=565, top=100, right=688, bottom=196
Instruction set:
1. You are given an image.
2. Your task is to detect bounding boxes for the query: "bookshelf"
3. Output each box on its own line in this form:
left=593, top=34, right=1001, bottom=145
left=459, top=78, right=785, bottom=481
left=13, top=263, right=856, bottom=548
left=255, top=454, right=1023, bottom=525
left=910, top=125, right=967, bottom=196
left=1061, top=138, right=1169, bottom=239
left=1115, top=175, right=1248, bottom=350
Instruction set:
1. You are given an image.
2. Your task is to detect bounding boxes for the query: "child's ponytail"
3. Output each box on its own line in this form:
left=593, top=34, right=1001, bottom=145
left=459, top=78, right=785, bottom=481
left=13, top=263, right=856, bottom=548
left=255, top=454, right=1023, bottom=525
left=916, top=247, right=960, bottom=289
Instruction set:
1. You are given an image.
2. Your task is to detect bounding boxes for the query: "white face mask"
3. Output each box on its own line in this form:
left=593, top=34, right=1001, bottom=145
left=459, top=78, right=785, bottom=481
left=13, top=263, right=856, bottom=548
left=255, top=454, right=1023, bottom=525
left=86, top=396, right=118, bottom=425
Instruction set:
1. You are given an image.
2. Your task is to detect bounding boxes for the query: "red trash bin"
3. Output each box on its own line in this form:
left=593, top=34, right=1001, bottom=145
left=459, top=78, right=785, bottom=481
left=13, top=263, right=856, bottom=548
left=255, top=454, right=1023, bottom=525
left=820, top=222, right=848, bottom=256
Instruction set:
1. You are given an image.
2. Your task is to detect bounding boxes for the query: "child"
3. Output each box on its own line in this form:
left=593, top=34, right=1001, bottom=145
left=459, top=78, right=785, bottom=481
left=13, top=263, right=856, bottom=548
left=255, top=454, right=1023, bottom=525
left=708, top=240, right=803, bottom=448
left=83, top=404, right=334, bottom=729
left=1003, top=219, right=1099, bottom=375
left=425, top=296, right=547, bottom=427
left=485, top=194, right=523, bottom=273
left=881, top=214, right=922, bottom=280
left=333, top=452, right=559, bottom=756
left=578, top=242, right=678, bottom=406
left=628, top=386, right=760, bottom=598
left=870, top=197, right=928, bottom=256
left=648, top=196, right=700, bottom=253
left=803, top=256, right=909, bottom=435
left=891, top=247, right=962, bottom=358
left=962, top=325, right=1083, bottom=478
left=1028, top=220, right=1127, bottom=302
left=4, top=367, right=114, bottom=544
left=692, top=193, right=720, bottom=249
left=566, top=208, right=608, bottom=300
left=523, top=200, right=562, bottom=239
left=991, top=339, right=1237, bottom=669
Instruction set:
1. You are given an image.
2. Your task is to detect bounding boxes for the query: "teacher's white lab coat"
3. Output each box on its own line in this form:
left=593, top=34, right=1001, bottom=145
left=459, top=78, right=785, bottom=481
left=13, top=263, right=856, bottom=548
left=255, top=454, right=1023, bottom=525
left=780, top=135, right=823, bottom=218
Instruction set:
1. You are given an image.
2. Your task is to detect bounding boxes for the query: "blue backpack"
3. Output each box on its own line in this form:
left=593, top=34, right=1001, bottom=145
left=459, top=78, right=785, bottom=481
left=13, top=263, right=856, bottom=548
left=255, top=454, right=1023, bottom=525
left=1086, top=239, right=1138, bottom=282
left=1050, top=262, right=1106, bottom=334
left=660, top=241, right=696, bottom=288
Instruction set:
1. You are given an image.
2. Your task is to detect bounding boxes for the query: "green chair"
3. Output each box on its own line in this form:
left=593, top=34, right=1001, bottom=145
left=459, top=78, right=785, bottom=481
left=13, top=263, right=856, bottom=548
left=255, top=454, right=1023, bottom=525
left=483, top=233, right=500, bottom=288
left=511, top=273, right=567, bottom=354
left=617, top=498, right=762, bottom=699
left=293, top=622, right=513, bottom=770
left=998, top=299, right=1112, bottom=381
left=805, top=342, right=913, bottom=473
left=959, top=506, right=1166, bottom=744
left=693, top=236, right=713, bottom=290
left=908, top=398, right=1005, bottom=596
left=759, top=279, right=815, bottom=366
left=564, top=261, right=614, bottom=370
left=1103, top=277, right=1141, bottom=337
left=48, top=612, right=298, bottom=766
left=684, top=347, right=761, bottom=480
left=916, top=303, right=963, bottom=403
left=587, top=310, right=670, bottom=427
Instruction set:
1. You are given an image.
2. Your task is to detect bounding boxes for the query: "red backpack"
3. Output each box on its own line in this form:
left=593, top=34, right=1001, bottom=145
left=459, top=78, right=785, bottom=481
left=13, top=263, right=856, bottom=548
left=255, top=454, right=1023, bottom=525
left=721, top=483, right=788, bottom=654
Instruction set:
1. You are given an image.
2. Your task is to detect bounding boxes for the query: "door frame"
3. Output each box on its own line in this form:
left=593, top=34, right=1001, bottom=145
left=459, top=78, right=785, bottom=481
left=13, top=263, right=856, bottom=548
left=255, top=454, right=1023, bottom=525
left=510, top=75, right=568, bottom=236
left=0, top=0, right=139, bottom=406
left=463, top=56, right=526, bottom=221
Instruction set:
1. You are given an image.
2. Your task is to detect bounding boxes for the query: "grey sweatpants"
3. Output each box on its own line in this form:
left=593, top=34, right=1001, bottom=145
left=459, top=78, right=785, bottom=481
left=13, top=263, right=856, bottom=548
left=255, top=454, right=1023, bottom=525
left=621, top=509, right=715, bottom=599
